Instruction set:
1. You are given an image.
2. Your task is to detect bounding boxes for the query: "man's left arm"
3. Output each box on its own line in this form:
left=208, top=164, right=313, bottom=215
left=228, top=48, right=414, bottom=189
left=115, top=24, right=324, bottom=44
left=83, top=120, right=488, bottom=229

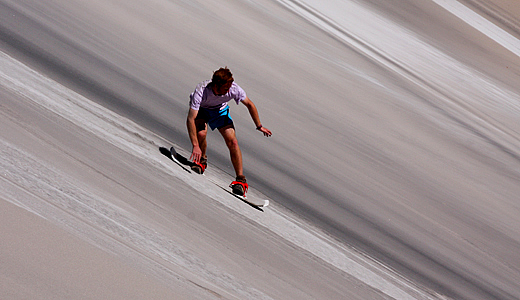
left=241, top=97, right=272, bottom=137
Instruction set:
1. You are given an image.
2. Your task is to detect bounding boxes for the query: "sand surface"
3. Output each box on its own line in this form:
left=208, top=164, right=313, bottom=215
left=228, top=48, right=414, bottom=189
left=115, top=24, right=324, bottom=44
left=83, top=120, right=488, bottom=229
left=1, top=0, right=520, bottom=299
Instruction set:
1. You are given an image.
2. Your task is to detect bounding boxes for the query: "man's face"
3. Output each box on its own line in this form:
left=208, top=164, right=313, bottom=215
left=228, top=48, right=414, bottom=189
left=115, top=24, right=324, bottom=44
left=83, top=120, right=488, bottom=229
left=213, top=81, right=233, bottom=96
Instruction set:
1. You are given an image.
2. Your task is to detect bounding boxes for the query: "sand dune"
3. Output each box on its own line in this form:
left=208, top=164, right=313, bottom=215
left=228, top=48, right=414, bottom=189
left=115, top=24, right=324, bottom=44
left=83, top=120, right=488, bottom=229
left=1, top=0, right=520, bottom=299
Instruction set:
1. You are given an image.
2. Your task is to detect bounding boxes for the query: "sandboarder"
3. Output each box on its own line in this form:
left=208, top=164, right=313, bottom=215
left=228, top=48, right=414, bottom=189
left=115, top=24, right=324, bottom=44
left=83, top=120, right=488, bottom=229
left=186, top=67, right=272, bottom=196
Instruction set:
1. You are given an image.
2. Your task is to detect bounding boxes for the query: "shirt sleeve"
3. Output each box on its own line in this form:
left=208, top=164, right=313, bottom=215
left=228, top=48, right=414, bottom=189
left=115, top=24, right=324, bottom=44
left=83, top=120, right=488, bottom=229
left=232, top=83, right=247, bottom=105
left=189, top=82, right=204, bottom=110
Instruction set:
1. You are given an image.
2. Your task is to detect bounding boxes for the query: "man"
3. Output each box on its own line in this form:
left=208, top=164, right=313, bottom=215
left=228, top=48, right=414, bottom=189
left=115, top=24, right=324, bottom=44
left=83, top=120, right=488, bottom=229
left=187, top=67, right=272, bottom=196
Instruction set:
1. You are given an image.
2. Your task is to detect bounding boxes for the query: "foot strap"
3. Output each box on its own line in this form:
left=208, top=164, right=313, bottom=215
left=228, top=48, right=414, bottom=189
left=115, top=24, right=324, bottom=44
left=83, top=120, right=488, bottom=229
left=191, top=162, right=207, bottom=174
left=194, top=161, right=206, bottom=172
left=230, top=181, right=249, bottom=194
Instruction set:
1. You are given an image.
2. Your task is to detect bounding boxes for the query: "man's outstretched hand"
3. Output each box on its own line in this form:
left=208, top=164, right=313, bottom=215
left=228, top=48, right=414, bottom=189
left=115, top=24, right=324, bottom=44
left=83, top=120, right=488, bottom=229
left=257, top=126, right=272, bottom=137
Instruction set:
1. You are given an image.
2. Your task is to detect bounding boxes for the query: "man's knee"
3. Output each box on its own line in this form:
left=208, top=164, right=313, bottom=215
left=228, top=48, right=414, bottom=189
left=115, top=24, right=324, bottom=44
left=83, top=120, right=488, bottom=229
left=225, top=137, right=239, bottom=150
left=197, top=129, right=207, bottom=140
left=196, top=121, right=207, bottom=140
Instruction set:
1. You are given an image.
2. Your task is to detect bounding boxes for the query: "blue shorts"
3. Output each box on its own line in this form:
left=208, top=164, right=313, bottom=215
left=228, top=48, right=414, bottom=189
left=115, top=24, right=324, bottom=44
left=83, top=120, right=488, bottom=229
left=196, top=106, right=234, bottom=131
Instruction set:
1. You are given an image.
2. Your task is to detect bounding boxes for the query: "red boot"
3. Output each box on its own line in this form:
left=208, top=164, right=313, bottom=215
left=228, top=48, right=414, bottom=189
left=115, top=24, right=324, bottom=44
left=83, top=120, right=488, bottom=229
left=230, top=175, right=248, bottom=196
left=191, top=156, right=207, bottom=174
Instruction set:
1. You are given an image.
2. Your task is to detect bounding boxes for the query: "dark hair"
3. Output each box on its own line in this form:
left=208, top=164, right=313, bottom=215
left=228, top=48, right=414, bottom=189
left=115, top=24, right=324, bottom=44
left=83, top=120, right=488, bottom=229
left=211, top=67, right=234, bottom=87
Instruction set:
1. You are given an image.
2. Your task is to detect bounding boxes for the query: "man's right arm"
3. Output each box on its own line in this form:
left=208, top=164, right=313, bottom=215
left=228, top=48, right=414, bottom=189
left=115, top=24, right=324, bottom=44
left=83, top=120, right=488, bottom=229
left=187, top=108, right=202, bottom=163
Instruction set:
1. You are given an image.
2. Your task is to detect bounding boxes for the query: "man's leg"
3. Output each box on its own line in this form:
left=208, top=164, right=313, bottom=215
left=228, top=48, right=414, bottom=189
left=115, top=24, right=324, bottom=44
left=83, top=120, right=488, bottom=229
left=219, top=125, right=243, bottom=177
left=195, top=119, right=208, bottom=158
left=190, top=119, right=208, bottom=174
